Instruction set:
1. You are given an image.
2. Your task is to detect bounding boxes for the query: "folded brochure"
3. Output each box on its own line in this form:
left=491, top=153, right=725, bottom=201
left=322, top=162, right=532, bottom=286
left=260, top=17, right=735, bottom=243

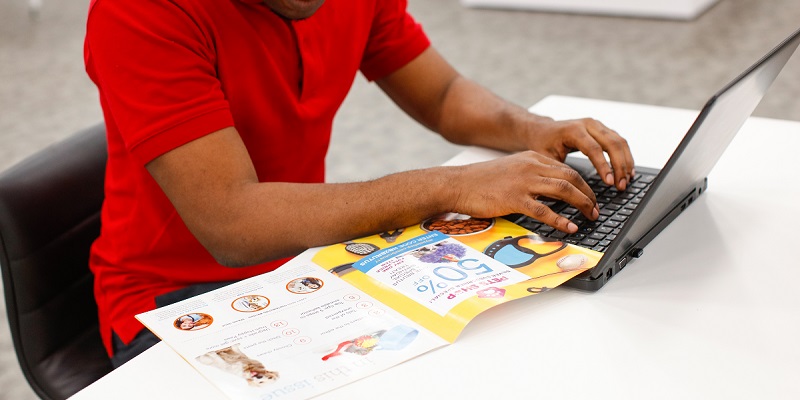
left=136, top=214, right=602, bottom=399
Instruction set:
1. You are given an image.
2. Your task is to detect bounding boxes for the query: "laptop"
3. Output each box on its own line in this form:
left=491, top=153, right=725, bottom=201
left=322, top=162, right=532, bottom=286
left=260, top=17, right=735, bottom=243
left=506, top=27, right=800, bottom=291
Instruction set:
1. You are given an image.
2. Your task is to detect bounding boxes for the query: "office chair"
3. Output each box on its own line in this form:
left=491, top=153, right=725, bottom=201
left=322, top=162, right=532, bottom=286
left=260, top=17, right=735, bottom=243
left=0, top=123, right=113, bottom=400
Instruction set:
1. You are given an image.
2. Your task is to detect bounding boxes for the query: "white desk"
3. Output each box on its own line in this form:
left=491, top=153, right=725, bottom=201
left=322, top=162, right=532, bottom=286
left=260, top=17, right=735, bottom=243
left=71, top=96, right=800, bottom=400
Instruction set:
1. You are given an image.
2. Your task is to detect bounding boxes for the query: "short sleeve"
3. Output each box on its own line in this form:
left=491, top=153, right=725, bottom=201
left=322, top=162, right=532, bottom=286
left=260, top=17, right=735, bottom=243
left=359, top=0, right=431, bottom=81
left=85, top=0, right=234, bottom=165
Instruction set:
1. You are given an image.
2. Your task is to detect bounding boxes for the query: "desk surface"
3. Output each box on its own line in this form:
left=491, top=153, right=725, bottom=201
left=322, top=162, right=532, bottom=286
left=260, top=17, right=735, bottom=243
left=71, top=96, right=800, bottom=400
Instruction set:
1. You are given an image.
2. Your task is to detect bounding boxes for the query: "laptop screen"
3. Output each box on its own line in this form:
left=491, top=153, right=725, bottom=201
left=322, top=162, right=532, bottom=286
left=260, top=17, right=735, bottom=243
left=599, top=28, right=800, bottom=277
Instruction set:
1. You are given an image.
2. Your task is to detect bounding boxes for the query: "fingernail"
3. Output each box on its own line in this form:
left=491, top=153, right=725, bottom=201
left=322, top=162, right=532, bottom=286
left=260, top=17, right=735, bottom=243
left=567, top=222, right=578, bottom=233
left=618, top=177, right=627, bottom=190
left=592, top=208, right=599, bottom=219
left=605, top=172, right=614, bottom=185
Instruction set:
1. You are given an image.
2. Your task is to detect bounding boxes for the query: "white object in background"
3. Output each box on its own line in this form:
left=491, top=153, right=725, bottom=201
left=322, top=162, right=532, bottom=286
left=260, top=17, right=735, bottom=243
left=460, top=0, right=721, bottom=20
left=29, top=0, right=42, bottom=13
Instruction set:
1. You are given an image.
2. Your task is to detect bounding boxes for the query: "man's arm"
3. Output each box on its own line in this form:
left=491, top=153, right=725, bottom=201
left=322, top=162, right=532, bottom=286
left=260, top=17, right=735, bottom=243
left=376, top=47, right=635, bottom=191
left=145, top=127, right=455, bottom=267
left=146, top=127, right=598, bottom=268
left=146, top=45, right=627, bottom=269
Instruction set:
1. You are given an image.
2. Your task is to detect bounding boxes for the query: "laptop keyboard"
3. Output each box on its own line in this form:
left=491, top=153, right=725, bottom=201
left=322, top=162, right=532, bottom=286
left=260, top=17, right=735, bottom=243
left=509, top=172, right=655, bottom=253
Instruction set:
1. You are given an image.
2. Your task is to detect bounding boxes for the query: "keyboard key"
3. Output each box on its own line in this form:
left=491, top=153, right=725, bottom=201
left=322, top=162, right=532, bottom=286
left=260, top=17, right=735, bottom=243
left=571, top=217, right=588, bottom=226
left=599, top=209, right=615, bottom=217
left=563, top=207, right=579, bottom=215
left=589, top=232, right=606, bottom=240
left=520, top=221, right=542, bottom=231
left=539, top=226, right=556, bottom=234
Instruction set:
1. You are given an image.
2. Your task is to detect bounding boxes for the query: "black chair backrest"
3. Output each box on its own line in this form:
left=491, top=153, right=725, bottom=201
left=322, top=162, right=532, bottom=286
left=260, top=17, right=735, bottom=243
left=0, top=124, right=113, bottom=399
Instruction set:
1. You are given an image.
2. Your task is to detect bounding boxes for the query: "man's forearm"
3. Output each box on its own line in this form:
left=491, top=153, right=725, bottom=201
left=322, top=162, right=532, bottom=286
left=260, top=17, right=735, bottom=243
left=435, top=75, right=550, bottom=153
left=172, top=163, right=461, bottom=268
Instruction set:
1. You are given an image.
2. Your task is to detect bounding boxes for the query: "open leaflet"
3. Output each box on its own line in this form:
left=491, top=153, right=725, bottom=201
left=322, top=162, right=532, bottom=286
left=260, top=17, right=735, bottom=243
left=136, top=214, right=602, bottom=400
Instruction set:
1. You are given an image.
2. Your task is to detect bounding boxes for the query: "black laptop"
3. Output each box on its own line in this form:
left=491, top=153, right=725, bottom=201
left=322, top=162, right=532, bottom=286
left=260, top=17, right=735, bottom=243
left=506, top=27, right=800, bottom=291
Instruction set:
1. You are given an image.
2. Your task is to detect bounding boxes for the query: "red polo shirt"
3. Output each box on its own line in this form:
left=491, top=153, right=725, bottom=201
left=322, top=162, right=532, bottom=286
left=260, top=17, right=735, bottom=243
left=84, top=0, right=430, bottom=355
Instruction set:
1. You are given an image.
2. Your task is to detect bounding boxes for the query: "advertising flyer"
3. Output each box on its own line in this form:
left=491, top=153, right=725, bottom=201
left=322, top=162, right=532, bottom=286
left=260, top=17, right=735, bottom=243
left=136, top=214, right=603, bottom=399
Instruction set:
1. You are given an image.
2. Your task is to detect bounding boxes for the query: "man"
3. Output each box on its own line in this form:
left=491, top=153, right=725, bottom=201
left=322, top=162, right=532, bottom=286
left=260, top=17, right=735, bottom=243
left=84, top=0, right=634, bottom=367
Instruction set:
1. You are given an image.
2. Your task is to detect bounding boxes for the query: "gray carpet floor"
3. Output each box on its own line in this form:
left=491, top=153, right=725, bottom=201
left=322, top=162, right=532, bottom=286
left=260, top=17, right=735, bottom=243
left=1, top=0, right=798, bottom=398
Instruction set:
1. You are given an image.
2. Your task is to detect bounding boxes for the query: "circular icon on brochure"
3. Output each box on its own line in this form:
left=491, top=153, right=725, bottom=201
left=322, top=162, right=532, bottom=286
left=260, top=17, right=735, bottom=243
left=368, top=309, right=386, bottom=317
left=271, top=320, right=289, bottom=328
left=282, top=328, right=300, bottom=337
left=421, top=213, right=494, bottom=236
left=294, top=336, right=312, bottom=345
left=343, top=294, right=361, bottom=302
left=356, top=301, right=373, bottom=309
left=286, top=277, right=324, bottom=294
left=231, top=295, right=271, bottom=312
left=174, top=313, right=213, bottom=331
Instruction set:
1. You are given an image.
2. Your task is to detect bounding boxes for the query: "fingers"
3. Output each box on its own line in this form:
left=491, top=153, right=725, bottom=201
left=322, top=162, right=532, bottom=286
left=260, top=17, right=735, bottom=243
left=524, top=198, right=580, bottom=233
left=571, top=119, right=635, bottom=191
left=521, top=156, right=599, bottom=233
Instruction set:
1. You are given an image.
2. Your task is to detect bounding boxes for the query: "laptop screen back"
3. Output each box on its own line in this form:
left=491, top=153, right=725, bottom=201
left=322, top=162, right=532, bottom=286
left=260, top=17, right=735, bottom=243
left=598, top=28, right=800, bottom=277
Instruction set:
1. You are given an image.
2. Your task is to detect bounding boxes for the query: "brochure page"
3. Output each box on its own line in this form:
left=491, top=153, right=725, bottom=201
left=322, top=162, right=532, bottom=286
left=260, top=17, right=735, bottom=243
left=136, top=251, right=448, bottom=400
left=312, top=214, right=602, bottom=342
left=137, top=213, right=603, bottom=399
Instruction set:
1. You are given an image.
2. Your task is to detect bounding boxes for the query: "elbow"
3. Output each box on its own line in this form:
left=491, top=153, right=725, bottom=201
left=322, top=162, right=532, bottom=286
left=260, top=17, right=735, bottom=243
left=208, top=248, right=256, bottom=268
left=194, top=224, right=297, bottom=268
left=204, top=239, right=259, bottom=268
left=173, top=191, right=296, bottom=267
left=192, top=226, right=266, bottom=268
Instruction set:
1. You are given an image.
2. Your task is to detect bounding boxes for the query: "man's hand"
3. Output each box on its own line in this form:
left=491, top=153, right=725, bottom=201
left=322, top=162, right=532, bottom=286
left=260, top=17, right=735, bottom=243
left=377, top=46, right=635, bottom=231
left=448, top=151, right=599, bottom=234
left=522, top=117, right=634, bottom=191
